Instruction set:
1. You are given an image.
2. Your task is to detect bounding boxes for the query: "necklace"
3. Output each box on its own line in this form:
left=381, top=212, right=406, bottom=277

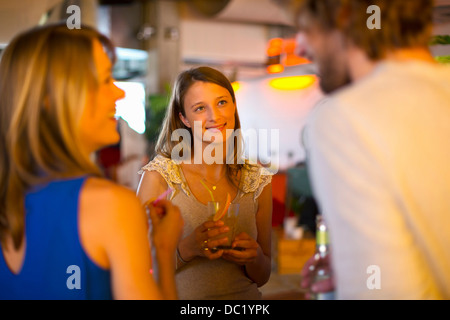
left=202, top=173, right=226, bottom=191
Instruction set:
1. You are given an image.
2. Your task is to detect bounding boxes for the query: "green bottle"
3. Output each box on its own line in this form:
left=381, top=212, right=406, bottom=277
left=309, top=215, right=335, bottom=300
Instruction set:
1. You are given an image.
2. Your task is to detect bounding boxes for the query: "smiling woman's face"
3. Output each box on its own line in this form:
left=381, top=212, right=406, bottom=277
left=79, top=39, right=125, bottom=154
left=179, top=81, right=236, bottom=146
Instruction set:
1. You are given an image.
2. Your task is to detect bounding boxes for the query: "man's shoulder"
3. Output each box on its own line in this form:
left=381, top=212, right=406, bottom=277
left=337, top=60, right=450, bottom=103
left=307, top=60, right=450, bottom=128
left=311, top=63, right=407, bottom=120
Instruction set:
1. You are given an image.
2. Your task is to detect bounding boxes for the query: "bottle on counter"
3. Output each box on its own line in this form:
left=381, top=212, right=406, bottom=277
left=309, top=214, right=335, bottom=300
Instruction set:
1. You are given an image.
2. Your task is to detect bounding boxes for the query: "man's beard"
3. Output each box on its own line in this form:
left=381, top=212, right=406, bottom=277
left=318, top=60, right=352, bottom=94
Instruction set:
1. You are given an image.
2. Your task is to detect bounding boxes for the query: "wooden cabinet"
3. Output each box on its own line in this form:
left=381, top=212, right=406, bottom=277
left=272, top=228, right=316, bottom=275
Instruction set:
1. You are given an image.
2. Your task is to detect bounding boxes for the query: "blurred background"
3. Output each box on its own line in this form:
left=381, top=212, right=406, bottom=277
left=1, top=0, right=450, bottom=298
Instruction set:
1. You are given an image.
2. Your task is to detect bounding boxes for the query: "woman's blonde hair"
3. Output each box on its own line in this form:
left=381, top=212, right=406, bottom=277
left=155, top=66, right=244, bottom=185
left=0, top=23, right=116, bottom=249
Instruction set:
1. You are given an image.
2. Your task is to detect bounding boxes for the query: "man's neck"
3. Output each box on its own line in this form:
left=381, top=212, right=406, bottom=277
left=347, top=46, right=377, bottom=82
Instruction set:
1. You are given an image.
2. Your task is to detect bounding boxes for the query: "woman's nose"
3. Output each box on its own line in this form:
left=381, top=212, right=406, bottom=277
left=207, top=105, right=221, bottom=121
left=114, top=84, right=126, bottom=101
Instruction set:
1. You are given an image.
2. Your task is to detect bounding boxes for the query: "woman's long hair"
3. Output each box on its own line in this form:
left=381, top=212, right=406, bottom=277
left=155, top=66, right=244, bottom=186
left=0, top=23, right=116, bottom=249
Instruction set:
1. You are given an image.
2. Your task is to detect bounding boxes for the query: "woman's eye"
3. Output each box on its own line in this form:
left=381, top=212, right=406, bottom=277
left=194, top=106, right=205, bottom=112
left=218, top=100, right=228, bottom=106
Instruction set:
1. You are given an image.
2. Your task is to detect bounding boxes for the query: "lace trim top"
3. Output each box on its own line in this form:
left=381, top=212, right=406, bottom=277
left=139, top=155, right=272, bottom=201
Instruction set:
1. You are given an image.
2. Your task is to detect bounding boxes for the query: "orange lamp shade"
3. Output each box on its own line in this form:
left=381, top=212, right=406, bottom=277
left=267, top=38, right=283, bottom=57
left=267, top=64, right=284, bottom=74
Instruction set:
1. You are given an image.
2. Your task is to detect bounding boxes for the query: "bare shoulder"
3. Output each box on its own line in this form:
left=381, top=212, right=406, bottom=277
left=79, top=177, right=146, bottom=268
left=82, top=177, right=141, bottom=213
left=139, top=170, right=168, bottom=188
left=81, top=176, right=146, bottom=223
left=84, top=176, right=137, bottom=199
left=137, top=170, right=169, bottom=204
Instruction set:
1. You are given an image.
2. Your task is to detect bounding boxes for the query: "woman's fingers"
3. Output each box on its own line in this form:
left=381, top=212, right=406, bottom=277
left=230, top=232, right=258, bottom=250
left=198, top=221, right=229, bottom=245
left=221, top=232, right=259, bottom=265
left=206, top=225, right=229, bottom=240
left=203, top=236, right=230, bottom=250
left=149, top=200, right=184, bottom=252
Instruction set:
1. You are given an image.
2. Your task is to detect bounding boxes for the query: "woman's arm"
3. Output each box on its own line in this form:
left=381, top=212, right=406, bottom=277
left=80, top=177, right=182, bottom=299
left=147, top=199, right=184, bottom=299
left=243, top=183, right=272, bottom=286
left=222, top=183, right=273, bottom=287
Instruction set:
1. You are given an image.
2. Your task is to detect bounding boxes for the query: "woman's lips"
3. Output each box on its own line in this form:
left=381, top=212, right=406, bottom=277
left=109, top=112, right=118, bottom=121
left=206, top=123, right=226, bottom=132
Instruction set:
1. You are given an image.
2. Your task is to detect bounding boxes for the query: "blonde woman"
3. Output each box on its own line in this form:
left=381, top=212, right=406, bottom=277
left=137, top=67, right=272, bottom=300
left=0, top=23, right=183, bottom=300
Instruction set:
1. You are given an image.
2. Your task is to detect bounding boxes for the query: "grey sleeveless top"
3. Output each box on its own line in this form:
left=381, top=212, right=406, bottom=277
left=140, top=155, right=272, bottom=300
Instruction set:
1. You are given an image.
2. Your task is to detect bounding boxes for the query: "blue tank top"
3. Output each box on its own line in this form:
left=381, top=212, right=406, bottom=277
left=0, top=176, right=112, bottom=300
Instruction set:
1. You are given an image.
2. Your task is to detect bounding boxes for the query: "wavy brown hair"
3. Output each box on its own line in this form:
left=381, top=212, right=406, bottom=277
left=0, top=23, right=115, bottom=249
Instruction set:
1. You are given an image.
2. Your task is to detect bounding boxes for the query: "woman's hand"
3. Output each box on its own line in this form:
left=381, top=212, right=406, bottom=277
left=178, top=220, right=231, bottom=261
left=221, top=232, right=259, bottom=265
left=148, top=200, right=183, bottom=255
left=147, top=199, right=184, bottom=300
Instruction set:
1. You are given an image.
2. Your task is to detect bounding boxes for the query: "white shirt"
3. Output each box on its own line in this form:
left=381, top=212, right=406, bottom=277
left=305, top=60, right=450, bottom=299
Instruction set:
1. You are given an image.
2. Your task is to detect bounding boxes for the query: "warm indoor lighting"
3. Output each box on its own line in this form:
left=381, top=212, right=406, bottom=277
left=267, top=38, right=283, bottom=56
left=231, top=81, right=242, bottom=92
left=267, top=64, right=284, bottom=74
left=282, top=39, right=311, bottom=66
left=269, top=75, right=316, bottom=90
left=284, top=55, right=310, bottom=66
left=265, top=37, right=311, bottom=75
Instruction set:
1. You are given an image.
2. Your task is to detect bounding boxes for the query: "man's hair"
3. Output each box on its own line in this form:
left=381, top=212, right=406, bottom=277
left=296, top=0, right=434, bottom=60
